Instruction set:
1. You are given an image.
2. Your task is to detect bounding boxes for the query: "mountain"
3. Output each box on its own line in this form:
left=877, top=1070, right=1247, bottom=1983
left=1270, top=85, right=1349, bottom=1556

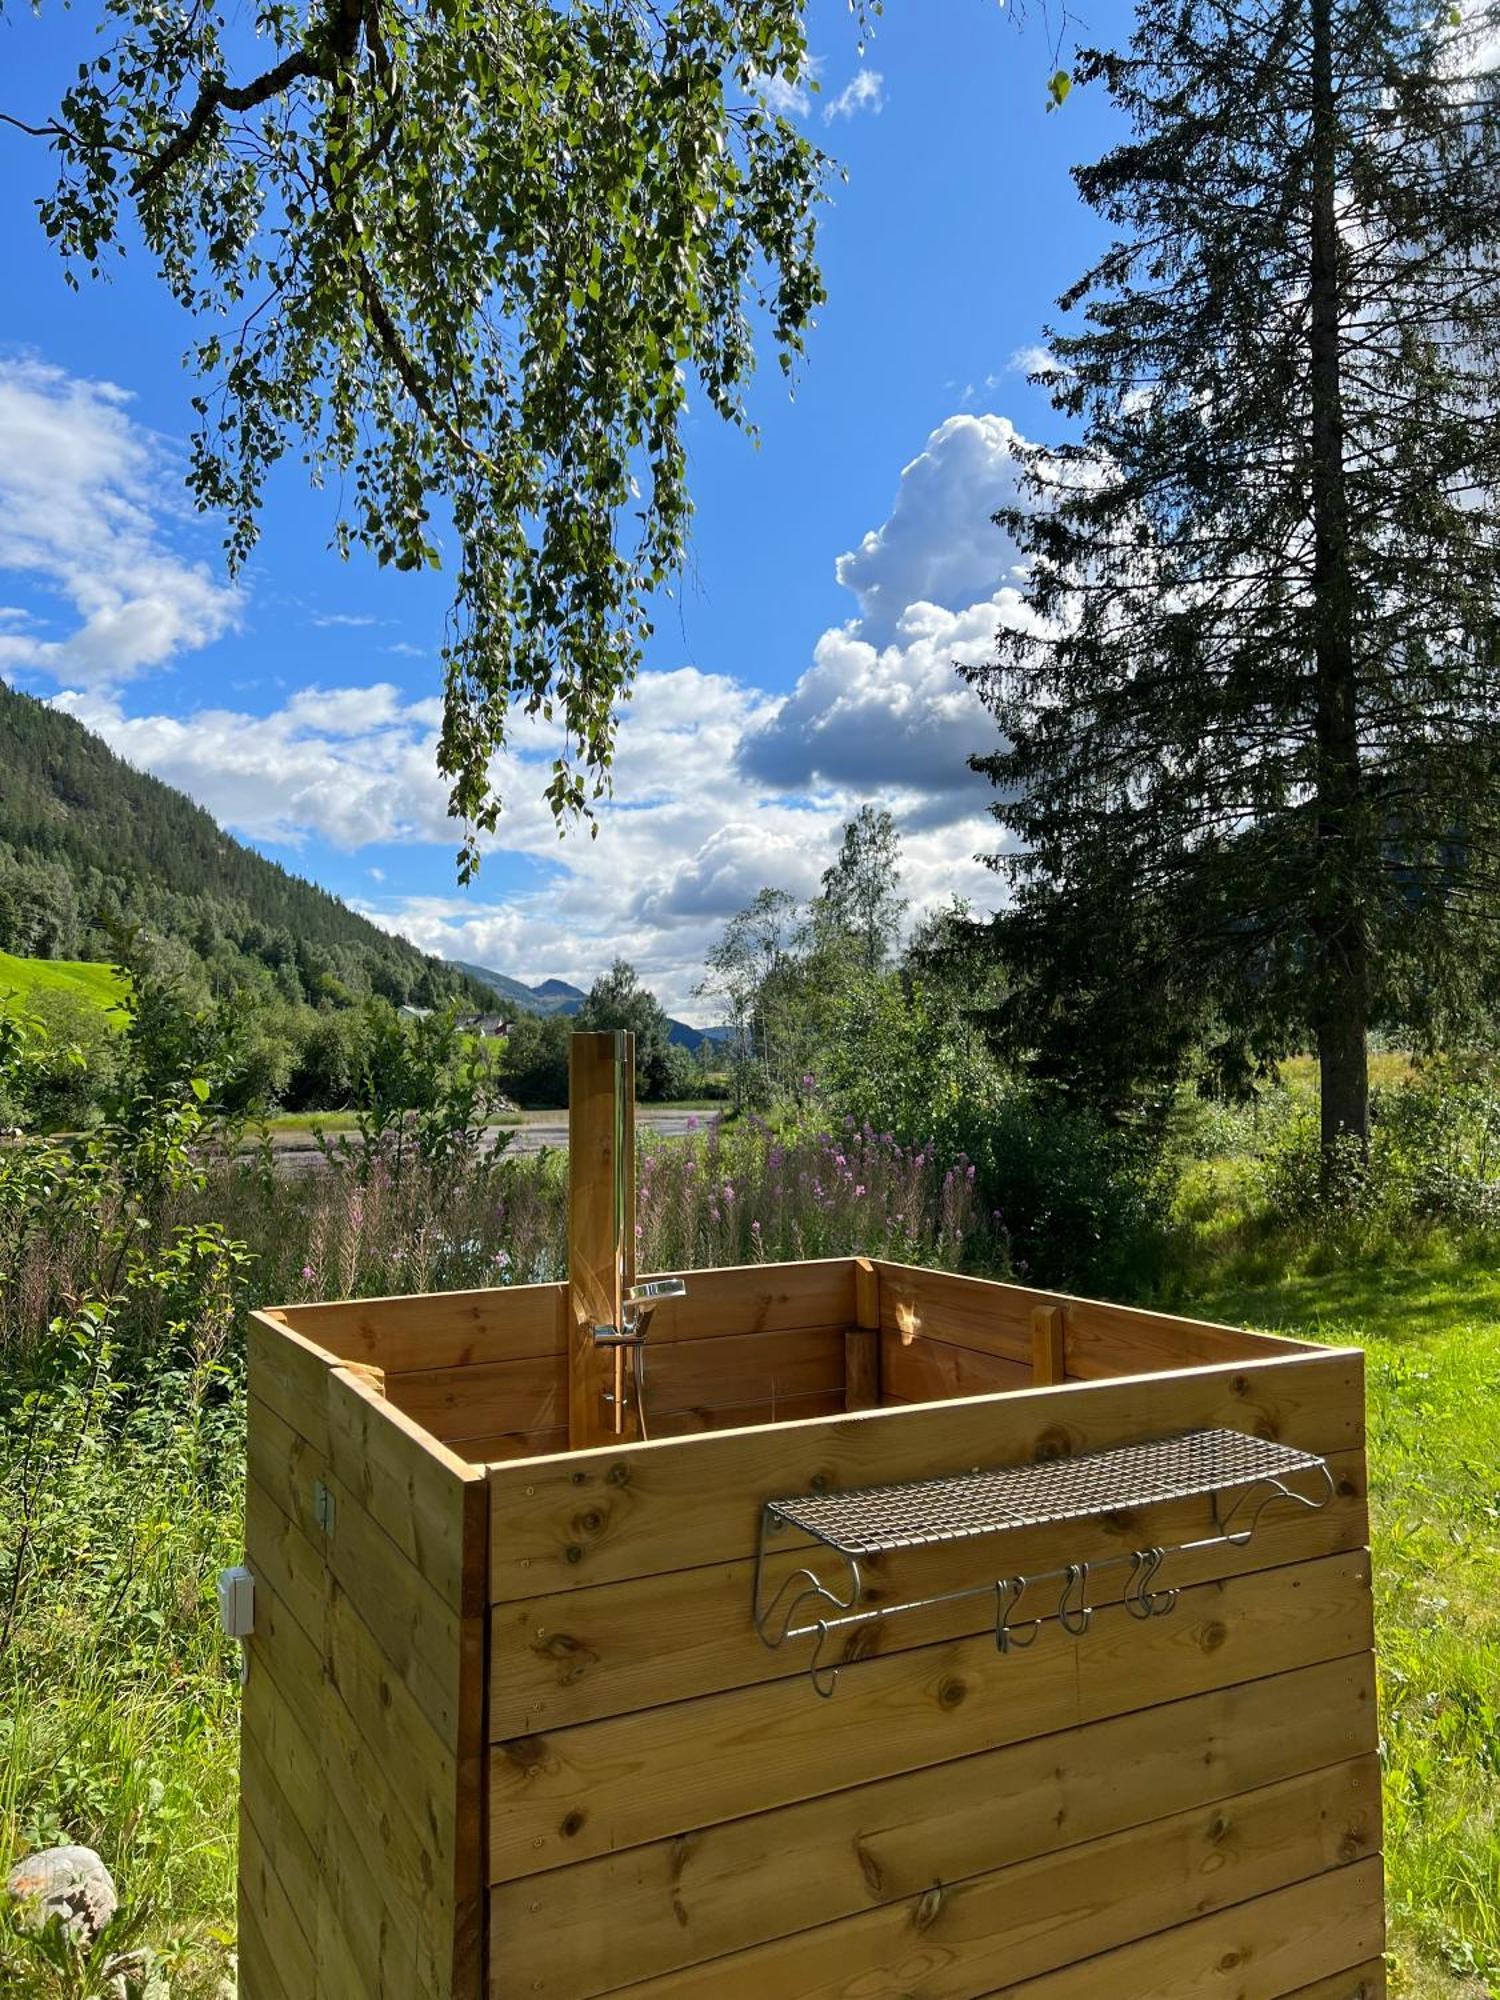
left=533, top=978, right=587, bottom=1006
left=453, top=964, right=583, bottom=1017
left=0, top=682, right=484, bottom=1010
left=456, top=962, right=728, bottom=1048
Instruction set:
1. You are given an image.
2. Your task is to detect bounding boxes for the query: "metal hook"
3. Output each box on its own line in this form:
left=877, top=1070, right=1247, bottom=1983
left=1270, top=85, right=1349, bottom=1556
left=1057, top=1562, right=1093, bottom=1637
left=994, top=1574, right=1042, bottom=1654
left=1124, top=1546, right=1178, bottom=1620
left=808, top=1619, right=842, bottom=1699
left=1214, top=1459, right=1336, bottom=1546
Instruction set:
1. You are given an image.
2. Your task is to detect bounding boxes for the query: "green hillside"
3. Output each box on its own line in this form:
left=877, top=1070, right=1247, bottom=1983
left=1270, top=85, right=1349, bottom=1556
left=0, top=683, right=483, bottom=1010
left=0, top=951, right=128, bottom=1024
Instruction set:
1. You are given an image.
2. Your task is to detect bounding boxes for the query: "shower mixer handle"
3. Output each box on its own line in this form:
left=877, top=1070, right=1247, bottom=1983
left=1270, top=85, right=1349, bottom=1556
left=594, top=1276, right=687, bottom=1346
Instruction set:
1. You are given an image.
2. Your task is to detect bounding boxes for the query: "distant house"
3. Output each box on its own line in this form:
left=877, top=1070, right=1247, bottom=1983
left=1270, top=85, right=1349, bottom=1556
left=457, top=1012, right=509, bottom=1038
left=397, top=1003, right=433, bottom=1021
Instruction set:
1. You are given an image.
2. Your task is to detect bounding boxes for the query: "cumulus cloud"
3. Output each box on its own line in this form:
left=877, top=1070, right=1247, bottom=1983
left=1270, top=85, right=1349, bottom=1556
left=824, top=69, right=885, bottom=121
left=0, top=358, right=240, bottom=687
left=738, top=412, right=1039, bottom=807
left=56, top=683, right=458, bottom=850
left=833, top=414, right=1032, bottom=642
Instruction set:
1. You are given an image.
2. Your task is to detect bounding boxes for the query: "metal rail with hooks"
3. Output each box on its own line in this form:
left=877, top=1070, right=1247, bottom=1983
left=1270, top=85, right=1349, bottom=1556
left=751, top=1427, right=1335, bottom=1697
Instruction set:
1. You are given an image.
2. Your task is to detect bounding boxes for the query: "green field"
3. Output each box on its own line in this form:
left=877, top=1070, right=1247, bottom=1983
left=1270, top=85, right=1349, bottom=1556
left=0, top=951, right=128, bottom=1023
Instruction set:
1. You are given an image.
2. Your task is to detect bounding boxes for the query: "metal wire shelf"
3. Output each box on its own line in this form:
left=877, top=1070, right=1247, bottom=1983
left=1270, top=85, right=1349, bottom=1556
left=752, top=1427, right=1334, bottom=1696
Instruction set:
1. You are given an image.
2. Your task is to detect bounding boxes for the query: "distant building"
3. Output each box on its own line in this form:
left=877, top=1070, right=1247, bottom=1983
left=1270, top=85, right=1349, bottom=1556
left=397, top=1003, right=433, bottom=1021
left=457, top=1012, right=509, bottom=1038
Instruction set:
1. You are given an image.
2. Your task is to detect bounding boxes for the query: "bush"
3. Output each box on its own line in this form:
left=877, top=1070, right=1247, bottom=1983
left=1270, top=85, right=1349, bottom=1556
left=1259, top=1053, right=1500, bottom=1246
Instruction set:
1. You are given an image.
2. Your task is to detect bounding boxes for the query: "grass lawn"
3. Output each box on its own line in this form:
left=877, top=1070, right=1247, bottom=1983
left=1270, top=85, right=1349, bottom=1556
left=1172, top=1234, right=1500, bottom=1996
left=0, top=951, right=127, bottom=1022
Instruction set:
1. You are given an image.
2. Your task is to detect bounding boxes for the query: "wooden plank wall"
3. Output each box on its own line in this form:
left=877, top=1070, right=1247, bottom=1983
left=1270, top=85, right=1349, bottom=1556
left=873, top=1259, right=1311, bottom=1404
left=240, top=1311, right=488, bottom=2000
left=283, top=1262, right=861, bottom=1461
left=485, top=1349, right=1383, bottom=1999
left=279, top=1258, right=1320, bottom=1462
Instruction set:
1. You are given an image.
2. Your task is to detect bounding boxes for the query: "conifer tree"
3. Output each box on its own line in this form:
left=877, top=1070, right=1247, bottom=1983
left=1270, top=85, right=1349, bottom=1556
left=969, top=0, right=1500, bottom=1161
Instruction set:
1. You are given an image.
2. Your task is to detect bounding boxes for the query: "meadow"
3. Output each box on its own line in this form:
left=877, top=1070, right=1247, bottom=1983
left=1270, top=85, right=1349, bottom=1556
left=0, top=953, right=126, bottom=1025
left=2, top=1074, right=1497, bottom=1994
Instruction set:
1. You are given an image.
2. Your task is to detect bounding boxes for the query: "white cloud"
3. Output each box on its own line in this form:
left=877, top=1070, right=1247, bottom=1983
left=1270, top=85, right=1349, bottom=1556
left=1009, top=344, right=1059, bottom=378
left=310, top=611, right=378, bottom=629
left=832, top=414, right=1032, bottom=643
left=737, top=409, right=1048, bottom=827
left=9, top=360, right=1036, bottom=1012
left=824, top=68, right=885, bottom=121
left=0, top=358, right=240, bottom=688
left=753, top=60, right=820, bottom=118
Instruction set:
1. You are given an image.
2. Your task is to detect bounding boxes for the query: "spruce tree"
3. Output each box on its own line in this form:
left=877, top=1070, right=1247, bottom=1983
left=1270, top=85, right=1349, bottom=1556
left=969, top=0, right=1500, bottom=1161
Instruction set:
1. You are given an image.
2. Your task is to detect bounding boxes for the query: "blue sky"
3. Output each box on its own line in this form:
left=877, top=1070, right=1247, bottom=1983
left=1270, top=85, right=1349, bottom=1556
left=0, top=0, right=1117, bottom=1016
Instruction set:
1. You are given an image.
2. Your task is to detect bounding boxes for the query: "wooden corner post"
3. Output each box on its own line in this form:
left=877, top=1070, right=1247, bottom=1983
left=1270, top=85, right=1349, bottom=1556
left=568, top=1030, right=638, bottom=1449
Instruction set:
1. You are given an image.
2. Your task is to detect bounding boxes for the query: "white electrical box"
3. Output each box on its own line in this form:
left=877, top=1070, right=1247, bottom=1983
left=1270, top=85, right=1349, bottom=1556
left=217, top=1564, right=255, bottom=1640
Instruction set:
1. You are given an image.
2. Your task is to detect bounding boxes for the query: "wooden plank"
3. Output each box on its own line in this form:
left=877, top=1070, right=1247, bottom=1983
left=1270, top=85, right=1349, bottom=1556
left=875, top=1263, right=1036, bottom=1363
left=619, top=1259, right=858, bottom=1345
left=487, top=1548, right=1374, bottom=1881
left=871, top=1264, right=1308, bottom=1378
left=1276, top=1968, right=1387, bottom=2000
left=456, top=1426, right=571, bottom=1464
left=881, top=1332, right=1033, bottom=1403
left=245, top=1472, right=328, bottom=1657
left=248, top=1391, right=476, bottom=1751
left=241, top=1807, right=316, bottom=2000
left=646, top=1391, right=846, bottom=1439
left=393, top=1330, right=849, bottom=1447
left=979, top=1856, right=1386, bottom=1998
left=583, top=1758, right=1380, bottom=2000
left=845, top=1257, right=881, bottom=1411
left=494, top=1654, right=1378, bottom=1993
left=456, top=1387, right=854, bottom=1463
left=491, top=1448, right=1367, bottom=1729
left=315, top=1770, right=431, bottom=1998
left=569, top=1029, right=636, bottom=1450
left=1064, top=1294, right=1309, bottom=1380
left=242, top=1650, right=324, bottom=1882
left=285, top=1281, right=568, bottom=1373
left=649, top=1329, right=846, bottom=1414
left=248, top=1309, right=339, bottom=1455
left=327, top=1363, right=486, bottom=1614
left=1033, top=1303, right=1066, bottom=1387
left=389, top=1352, right=567, bottom=1444
left=487, top=1347, right=1365, bottom=1599
left=240, top=1731, right=319, bottom=1958
left=244, top=1368, right=487, bottom=1998
left=244, top=1554, right=325, bottom=1755
left=237, top=1896, right=293, bottom=2000
left=282, top=1260, right=858, bottom=1384
left=245, top=1563, right=452, bottom=1994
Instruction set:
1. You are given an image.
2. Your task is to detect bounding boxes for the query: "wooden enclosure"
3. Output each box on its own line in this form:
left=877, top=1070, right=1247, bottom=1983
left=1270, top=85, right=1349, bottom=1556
left=238, top=1256, right=1384, bottom=2000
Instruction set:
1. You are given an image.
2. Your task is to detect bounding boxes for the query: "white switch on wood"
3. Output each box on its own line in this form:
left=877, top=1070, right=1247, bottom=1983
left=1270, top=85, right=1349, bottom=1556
left=217, top=1565, right=255, bottom=1640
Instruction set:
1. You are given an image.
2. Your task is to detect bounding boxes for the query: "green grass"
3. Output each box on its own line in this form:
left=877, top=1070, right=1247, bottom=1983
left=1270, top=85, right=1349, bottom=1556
left=1169, top=1231, right=1500, bottom=1997
left=0, top=952, right=127, bottom=1024
left=0, top=1399, right=242, bottom=1996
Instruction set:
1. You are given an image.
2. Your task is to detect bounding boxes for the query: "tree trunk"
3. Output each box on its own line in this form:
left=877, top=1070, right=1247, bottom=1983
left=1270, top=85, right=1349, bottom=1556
left=1308, top=0, right=1370, bottom=1163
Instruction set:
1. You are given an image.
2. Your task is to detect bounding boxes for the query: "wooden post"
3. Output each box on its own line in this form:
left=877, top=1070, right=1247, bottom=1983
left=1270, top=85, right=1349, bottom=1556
left=1032, top=1303, right=1067, bottom=1387
left=845, top=1257, right=882, bottom=1410
left=568, top=1031, right=638, bottom=1449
